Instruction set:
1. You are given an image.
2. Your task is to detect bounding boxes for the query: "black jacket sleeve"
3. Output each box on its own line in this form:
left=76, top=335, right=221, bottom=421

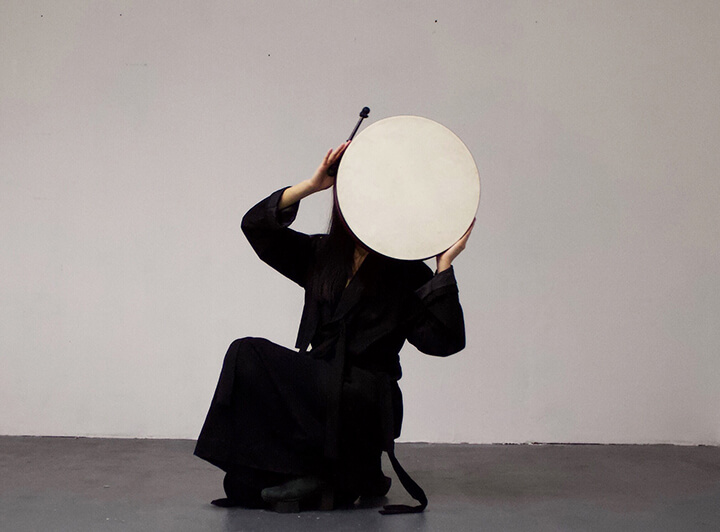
left=406, top=266, right=466, bottom=357
left=241, top=188, right=314, bottom=288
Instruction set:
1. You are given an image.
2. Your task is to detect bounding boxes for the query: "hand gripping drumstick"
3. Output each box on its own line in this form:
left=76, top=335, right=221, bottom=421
left=327, top=106, right=370, bottom=177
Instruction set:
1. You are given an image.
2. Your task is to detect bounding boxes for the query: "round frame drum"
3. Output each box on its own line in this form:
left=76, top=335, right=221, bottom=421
left=336, top=115, right=480, bottom=260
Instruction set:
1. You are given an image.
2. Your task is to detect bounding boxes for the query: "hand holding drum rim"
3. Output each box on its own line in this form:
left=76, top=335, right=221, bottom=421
left=436, top=218, right=475, bottom=272
left=277, top=141, right=350, bottom=210
left=309, top=141, right=351, bottom=192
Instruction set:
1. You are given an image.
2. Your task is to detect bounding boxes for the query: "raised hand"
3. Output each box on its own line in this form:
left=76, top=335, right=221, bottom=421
left=278, top=141, right=351, bottom=210
left=307, top=141, right=351, bottom=193
left=436, top=219, right=475, bottom=272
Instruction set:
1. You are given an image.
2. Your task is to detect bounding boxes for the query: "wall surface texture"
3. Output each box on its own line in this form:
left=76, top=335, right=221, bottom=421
left=1, top=0, right=719, bottom=444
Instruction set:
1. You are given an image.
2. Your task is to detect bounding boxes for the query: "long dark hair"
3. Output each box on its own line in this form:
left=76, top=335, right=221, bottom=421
left=314, top=196, right=358, bottom=302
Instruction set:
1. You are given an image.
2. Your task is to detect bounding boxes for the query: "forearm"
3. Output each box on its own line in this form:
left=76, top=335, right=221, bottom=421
left=278, top=141, right=349, bottom=210
left=436, top=257, right=452, bottom=272
left=278, top=180, right=319, bottom=210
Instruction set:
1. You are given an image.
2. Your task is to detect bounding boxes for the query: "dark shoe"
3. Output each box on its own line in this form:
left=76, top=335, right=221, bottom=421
left=361, top=473, right=392, bottom=498
left=333, top=489, right=360, bottom=508
left=219, top=469, right=269, bottom=509
left=261, top=476, right=334, bottom=513
left=211, top=497, right=236, bottom=507
left=210, top=497, right=255, bottom=508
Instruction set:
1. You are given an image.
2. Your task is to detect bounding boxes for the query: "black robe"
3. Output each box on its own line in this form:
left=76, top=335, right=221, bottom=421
left=194, top=188, right=466, bottom=512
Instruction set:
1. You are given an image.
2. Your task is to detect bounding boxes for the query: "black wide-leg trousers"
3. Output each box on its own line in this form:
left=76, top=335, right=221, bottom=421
left=194, top=337, right=387, bottom=501
left=194, top=337, right=330, bottom=476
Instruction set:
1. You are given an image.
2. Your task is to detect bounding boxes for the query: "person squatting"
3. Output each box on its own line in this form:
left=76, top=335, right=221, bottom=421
left=194, top=142, right=473, bottom=514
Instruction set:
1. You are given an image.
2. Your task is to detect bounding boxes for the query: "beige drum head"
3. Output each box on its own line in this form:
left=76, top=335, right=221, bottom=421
left=336, top=115, right=480, bottom=260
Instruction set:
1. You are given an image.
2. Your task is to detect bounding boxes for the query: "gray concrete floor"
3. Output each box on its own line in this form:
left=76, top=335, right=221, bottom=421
left=1, top=437, right=719, bottom=531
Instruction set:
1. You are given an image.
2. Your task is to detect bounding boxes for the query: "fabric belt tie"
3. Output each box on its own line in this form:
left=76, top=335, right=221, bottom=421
left=377, top=374, right=428, bottom=515
left=380, top=445, right=428, bottom=514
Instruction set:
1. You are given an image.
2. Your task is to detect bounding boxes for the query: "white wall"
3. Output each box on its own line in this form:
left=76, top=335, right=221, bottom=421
left=1, top=0, right=718, bottom=444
